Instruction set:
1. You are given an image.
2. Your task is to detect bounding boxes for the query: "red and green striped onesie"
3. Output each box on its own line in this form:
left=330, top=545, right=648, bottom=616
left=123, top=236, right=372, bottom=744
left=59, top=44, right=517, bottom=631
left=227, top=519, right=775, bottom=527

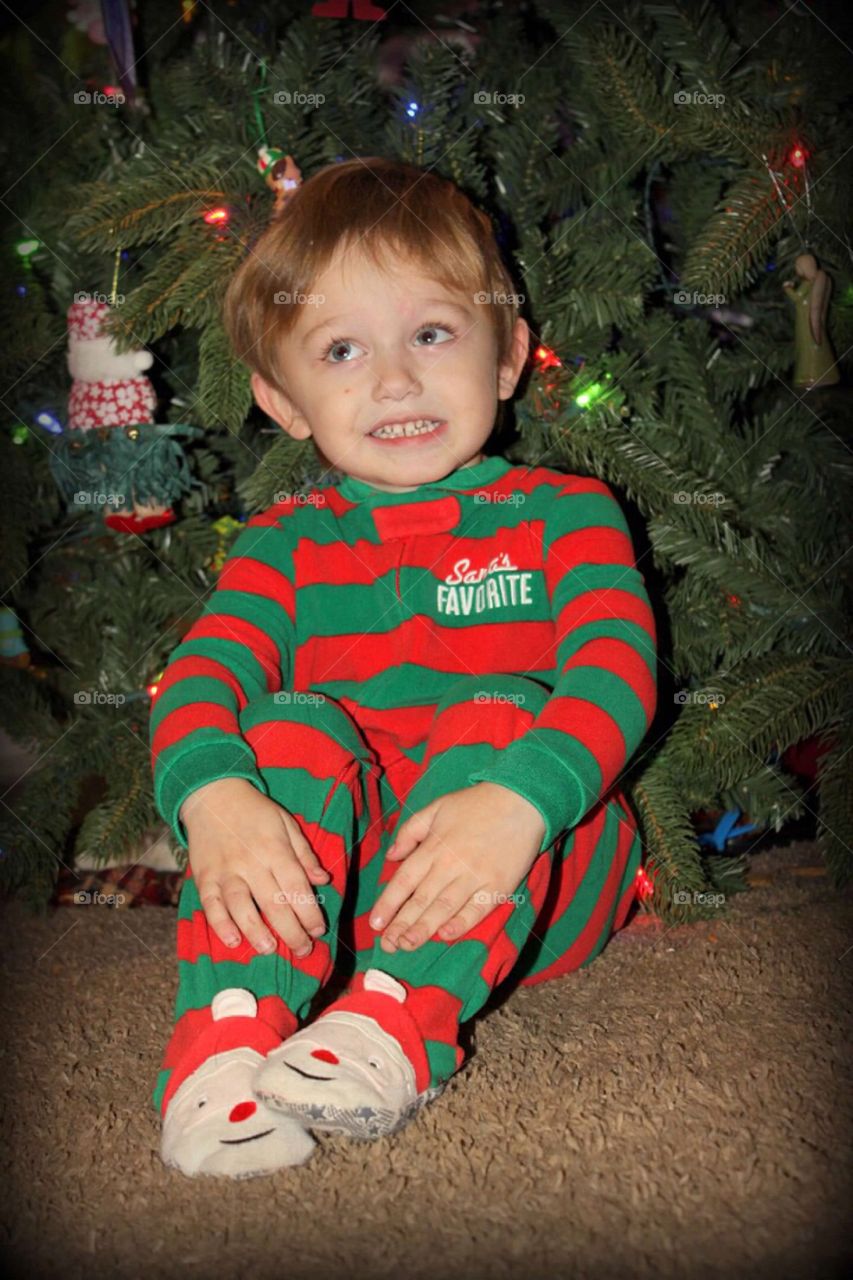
left=149, top=453, right=657, bottom=1115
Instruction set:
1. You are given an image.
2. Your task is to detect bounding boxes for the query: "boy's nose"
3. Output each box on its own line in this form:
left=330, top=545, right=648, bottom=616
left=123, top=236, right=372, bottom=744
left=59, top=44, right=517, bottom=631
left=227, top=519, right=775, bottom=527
left=373, top=356, right=422, bottom=394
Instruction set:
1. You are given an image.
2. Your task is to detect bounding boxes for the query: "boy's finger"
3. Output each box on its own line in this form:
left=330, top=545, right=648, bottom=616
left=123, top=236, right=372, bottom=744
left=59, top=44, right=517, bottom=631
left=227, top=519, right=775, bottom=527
left=392, top=878, right=470, bottom=950
left=272, top=855, right=325, bottom=936
left=223, top=880, right=277, bottom=954
left=369, top=858, right=425, bottom=931
left=262, top=872, right=316, bottom=953
left=198, top=887, right=241, bottom=947
left=437, top=897, right=483, bottom=941
left=293, top=837, right=330, bottom=881
left=290, top=874, right=327, bottom=938
left=379, top=869, right=451, bottom=947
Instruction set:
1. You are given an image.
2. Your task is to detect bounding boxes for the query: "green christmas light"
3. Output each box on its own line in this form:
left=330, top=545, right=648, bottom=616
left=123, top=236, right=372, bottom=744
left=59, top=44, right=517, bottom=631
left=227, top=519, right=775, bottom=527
left=575, top=382, right=603, bottom=408
left=11, top=424, right=29, bottom=444
left=15, top=237, right=40, bottom=259
left=573, top=371, right=613, bottom=409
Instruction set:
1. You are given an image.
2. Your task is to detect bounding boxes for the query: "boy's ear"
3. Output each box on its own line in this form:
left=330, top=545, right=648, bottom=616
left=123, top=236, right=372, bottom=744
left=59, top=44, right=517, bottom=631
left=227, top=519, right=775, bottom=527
left=250, top=370, right=310, bottom=439
left=497, top=317, right=530, bottom=401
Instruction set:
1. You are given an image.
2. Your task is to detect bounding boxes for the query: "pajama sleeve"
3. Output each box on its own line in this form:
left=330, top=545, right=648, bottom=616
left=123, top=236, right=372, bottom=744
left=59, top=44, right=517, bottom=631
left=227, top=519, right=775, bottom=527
left=467, top=476, right=658, bottom=854
left=148, top=510, right=296, bottom=850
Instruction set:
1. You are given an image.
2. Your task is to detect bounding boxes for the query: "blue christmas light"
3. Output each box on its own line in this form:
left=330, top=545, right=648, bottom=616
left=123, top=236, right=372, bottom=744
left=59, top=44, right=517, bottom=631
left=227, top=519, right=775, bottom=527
left=16, top=284, right=26, bottom=296
left=406, top=101, right=419, bottom=118
left=34, top=410, right=63, bottom=435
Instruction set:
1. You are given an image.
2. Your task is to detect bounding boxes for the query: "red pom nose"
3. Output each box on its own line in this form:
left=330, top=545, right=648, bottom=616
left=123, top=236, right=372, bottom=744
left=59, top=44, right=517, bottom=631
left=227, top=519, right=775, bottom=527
left=311, top=1048, right=339, bottom=1064
left=229, top=1100, right=257, bottom=1122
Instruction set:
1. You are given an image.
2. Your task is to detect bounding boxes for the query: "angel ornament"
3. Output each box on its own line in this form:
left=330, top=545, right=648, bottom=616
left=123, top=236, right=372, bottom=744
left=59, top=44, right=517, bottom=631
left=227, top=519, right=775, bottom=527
left=783, top=253, right=841, bottom=390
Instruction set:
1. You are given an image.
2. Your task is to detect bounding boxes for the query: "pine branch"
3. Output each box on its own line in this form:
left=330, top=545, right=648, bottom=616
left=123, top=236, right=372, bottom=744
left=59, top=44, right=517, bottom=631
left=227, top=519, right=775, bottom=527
left=671, top=655, right=852, bottom=798
left=628, top=768, right=714, bottom=921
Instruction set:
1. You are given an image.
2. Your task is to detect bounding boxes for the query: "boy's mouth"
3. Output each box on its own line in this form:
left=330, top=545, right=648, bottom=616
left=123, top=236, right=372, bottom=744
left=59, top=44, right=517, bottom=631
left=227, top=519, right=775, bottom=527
left=367, top=418, right=447, bottom=444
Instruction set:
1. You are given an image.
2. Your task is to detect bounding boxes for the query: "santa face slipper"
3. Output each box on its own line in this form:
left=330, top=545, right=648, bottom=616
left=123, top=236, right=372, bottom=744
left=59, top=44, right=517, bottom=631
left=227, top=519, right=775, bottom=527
left=253, top=969, right=446, bottom=1140
left=161, top=1045, right=317, bottom=1178
left=160, top=989, right=316, bottom=1179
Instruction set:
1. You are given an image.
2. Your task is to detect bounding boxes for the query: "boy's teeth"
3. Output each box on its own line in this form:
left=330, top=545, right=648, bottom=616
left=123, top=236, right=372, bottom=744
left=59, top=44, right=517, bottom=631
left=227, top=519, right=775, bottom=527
left=371, top=419, right=441, bottom=439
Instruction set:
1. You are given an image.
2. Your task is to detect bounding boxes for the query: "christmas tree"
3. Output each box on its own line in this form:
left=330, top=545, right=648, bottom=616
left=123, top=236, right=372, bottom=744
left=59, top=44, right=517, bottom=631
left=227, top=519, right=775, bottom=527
left=1, top=0, right=851, bottom=920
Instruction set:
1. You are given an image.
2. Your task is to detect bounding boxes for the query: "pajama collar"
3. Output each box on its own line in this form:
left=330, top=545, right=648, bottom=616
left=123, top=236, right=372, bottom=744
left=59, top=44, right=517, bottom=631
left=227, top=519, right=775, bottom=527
left=336, top=455, right=512, bottom=540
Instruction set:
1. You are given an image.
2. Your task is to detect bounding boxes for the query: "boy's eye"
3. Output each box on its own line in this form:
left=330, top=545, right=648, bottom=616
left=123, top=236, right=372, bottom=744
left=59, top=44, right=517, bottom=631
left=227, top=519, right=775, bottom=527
left=414, top=322, right=458, bottom=347
left=320, top=321, right=458, bottom=364
left=322, top=338, right=364, bottom=364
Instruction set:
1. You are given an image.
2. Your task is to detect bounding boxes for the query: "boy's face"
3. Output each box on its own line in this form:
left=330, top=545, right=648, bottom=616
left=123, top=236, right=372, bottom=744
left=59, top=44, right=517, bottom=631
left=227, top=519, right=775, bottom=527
left=250, top=245, right=529, bottom=493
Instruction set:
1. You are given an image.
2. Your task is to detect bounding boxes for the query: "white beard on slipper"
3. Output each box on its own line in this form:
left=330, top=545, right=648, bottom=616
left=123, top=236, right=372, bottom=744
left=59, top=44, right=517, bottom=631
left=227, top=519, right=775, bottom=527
left=160, top=989, right=316, bottom=1179
left=252, top=969, right=446, bottom=1140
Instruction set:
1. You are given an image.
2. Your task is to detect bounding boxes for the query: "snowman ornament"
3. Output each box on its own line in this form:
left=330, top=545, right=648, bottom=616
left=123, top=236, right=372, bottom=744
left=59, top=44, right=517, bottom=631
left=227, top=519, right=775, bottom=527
left=66, top=297, right=177, bottom=533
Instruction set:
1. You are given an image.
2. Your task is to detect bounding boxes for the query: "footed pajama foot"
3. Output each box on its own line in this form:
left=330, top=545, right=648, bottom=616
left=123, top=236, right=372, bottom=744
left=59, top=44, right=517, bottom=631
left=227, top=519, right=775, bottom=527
left=160, top=989, right=316, bottom=1179
left=253, top=969, right=446, bottom=1140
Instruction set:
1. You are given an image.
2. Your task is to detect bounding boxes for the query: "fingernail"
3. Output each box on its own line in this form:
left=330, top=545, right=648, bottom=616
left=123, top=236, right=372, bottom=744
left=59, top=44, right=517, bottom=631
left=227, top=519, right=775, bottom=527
left=259, top=939, right=276, bottom=954
left=296, top=945, right=312, bottom=958
left=310, top=925, right=324, bottom=937
left=370, top=915, right=384, bottom=928
left=225, top=935, right=240, bottom=947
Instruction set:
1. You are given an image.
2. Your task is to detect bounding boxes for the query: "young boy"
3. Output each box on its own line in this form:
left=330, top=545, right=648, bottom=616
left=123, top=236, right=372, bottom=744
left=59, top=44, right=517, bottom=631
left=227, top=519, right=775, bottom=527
left=148, top=156, right=658, bottom=1179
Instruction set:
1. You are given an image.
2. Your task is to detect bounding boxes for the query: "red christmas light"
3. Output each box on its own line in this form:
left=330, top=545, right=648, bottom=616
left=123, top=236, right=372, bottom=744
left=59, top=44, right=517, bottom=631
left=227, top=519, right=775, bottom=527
left=787, top=144, right=808, bottom=169
left=203, top=207, right=230, bottom=225
left=634, top=865, right=655, bottom=900
left=727, top=593, right=741, bottom=607
left=534, top=344, right=562, bottom=370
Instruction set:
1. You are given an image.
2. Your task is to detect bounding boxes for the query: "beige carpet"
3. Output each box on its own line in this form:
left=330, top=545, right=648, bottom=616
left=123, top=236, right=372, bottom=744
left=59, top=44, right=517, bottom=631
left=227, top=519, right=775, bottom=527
left=1, top=838, right=850, bottom=1280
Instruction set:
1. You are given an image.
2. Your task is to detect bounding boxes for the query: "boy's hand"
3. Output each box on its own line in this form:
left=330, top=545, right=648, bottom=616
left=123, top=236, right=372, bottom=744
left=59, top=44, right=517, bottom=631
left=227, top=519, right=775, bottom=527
left=180, top=777, right=330, bottom=956
left=369, top=782, right=547, bottom=952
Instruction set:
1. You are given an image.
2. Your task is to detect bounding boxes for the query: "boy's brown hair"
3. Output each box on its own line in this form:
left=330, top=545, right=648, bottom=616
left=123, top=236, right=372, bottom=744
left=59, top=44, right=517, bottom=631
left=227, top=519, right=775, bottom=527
left=222, top=156, right=526, bottom=427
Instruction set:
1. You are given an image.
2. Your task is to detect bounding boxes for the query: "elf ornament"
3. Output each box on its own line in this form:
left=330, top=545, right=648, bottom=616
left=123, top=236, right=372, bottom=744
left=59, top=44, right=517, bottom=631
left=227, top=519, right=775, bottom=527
left=51, top=297, right=201, bottom=533
left=783, top=253, right=841, bottom=390
left=256, top=147, right=302, bottom=218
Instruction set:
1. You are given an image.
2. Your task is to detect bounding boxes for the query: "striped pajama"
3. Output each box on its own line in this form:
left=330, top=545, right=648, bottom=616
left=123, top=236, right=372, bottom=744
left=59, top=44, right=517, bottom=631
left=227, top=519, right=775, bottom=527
left=149, top=455, right=657, bottom=1114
